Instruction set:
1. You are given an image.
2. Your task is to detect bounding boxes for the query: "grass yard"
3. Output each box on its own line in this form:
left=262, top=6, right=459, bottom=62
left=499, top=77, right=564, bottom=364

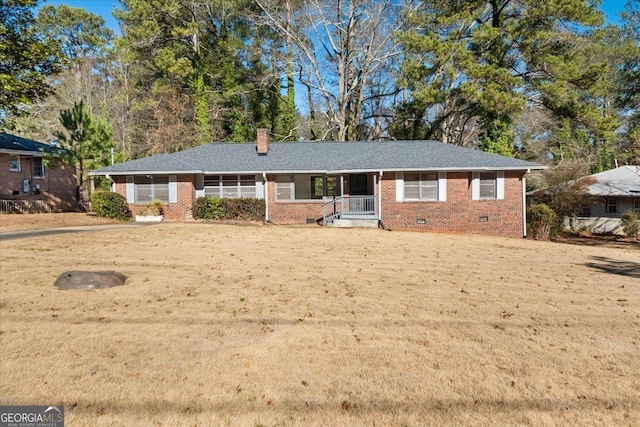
left=0, top=222, right=639, bottom=426
left=0, top=212, right=120, bottom=233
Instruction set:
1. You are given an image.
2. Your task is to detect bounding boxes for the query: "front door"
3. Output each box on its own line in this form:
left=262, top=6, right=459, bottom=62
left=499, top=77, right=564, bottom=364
left=349, top=174, right=368, bottom=195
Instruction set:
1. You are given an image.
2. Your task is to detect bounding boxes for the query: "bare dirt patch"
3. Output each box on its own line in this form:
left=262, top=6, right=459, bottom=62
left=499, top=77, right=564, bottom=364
left=1, top=224, right=638, bottom=426
left=0, top=213, right=121, bottom=233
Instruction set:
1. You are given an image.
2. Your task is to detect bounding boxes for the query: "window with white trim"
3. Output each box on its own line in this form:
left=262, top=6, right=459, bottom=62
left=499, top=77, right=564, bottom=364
left=275, top=175, right=294, bottom=201
left=479, top=172, right=497, bottom=199
left=472, top=171, right=504, bottom=200
left=578, top=207, right=591, bottom=217
left=404, top=172, right=438, bottom=201
left=606, top=198, right=618, bottom=214
left=9, top=155, right=20, bottom=172
left=276, top=174, right=341, bottom=201
left=204, top=174, right=256, bottom=198
left=635, top=199, right=640, bottom=213
left=33, top=157, right=44, bottom=178
left=135, top=176, right=169, bottom=203
left=310, top=175, right=339, bottom=199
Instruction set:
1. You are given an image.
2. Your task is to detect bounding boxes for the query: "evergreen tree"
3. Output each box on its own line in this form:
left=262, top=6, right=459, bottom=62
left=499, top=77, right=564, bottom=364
left=0, top=0, right=62, bottom=124
left=395, top=0, right=605, bottom=156
left=55, top=101, right=115, bottom=205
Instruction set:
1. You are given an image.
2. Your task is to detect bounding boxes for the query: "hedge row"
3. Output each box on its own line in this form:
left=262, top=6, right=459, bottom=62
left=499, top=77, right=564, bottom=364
left=193, top=197, right=265, bottom=221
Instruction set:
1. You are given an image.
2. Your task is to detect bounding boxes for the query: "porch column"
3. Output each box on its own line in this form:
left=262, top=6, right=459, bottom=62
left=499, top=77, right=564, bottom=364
left=373, top=173, right=378, bottom=218
left=378, top=171, right=383, bottom=221
left=340, top=175, right=345, bottom=214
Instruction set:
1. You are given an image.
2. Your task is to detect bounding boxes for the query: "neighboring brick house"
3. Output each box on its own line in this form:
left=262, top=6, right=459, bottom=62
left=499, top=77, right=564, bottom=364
left=91, top=130, right=545, bottom=238
left=567, top=166, right=640, bottom=235
left=0, top=132, right=76, bottom=211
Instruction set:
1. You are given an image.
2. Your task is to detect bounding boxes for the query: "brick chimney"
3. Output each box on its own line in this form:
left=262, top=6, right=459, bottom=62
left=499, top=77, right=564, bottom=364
left=256, top=128, right=269, bottom=155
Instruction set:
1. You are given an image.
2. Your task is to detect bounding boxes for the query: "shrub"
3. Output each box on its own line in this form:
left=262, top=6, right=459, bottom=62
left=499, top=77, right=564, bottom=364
left=621, top=210, right=639, bottom=237
left=193, top=197, right=265, bottom=221
left=223, top=198, right=266, bottom=221
left=192, top=197, right=225, bottom=219
left=90, top=191, right=132, bottom=221
left=137, top=199, right=164, bottom=216
left=527, top=203, right=556, bottom=240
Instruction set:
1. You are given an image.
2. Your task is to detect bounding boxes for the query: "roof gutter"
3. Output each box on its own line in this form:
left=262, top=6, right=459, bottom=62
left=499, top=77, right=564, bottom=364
left=0, top=149, right=46, bottom=157
left=326, top=166, right=547, bottom=174
left=90, top=165, right=547, bottom=177
left=89, top=170, right=203, bottom=176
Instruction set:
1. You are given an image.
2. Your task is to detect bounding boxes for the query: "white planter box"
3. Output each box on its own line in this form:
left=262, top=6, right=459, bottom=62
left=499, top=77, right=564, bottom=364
left=135, top=215, right=163, bottom=222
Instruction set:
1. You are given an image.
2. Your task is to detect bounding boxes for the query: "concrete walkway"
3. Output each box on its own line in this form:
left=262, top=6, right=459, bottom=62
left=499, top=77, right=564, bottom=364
left=0, top=223, right=155, bottom=241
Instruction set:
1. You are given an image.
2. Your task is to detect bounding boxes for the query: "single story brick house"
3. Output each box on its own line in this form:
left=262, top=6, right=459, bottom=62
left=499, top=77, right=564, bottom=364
left=0, top=132, right=76, bottom=211
left=91, top=130, right=545, bottom=238
left=568, top=165, right=640, bottom=234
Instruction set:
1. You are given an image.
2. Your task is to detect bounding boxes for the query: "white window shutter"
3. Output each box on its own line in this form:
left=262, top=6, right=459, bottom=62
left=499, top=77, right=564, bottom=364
left=496, top=171, right=505, bottom=200
left=126, top=176, right=134, bottom=203
left=255, top=174, right=264, bottom=199
left=438, top=172, right=447, bottom=202
left=396, top=172, right=404, bottom=202
left=169, top=175, right=178, bottom=203
left=471, top=172, right=480, bottom=201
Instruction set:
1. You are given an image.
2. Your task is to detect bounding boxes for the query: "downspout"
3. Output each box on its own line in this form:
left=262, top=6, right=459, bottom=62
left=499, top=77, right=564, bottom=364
left=263, top=172, right=270, bottom=222
left=522, top=171, right=528, bottom=238
left=379, top=171, right=383, bottom=221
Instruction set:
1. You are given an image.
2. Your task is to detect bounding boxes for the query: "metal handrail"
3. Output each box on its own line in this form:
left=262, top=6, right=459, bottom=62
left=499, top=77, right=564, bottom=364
left=322, top=195, right=377, bottom=225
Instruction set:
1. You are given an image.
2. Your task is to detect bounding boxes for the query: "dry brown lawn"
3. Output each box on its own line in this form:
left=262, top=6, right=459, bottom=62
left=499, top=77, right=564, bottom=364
left=0, top=212, right=120, bottom=233
left=1, top=220, right=639, bottom=426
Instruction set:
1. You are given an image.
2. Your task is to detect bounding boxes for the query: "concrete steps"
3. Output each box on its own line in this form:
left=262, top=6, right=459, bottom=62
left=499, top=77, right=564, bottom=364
left=329, top=218, right=379, bottom=228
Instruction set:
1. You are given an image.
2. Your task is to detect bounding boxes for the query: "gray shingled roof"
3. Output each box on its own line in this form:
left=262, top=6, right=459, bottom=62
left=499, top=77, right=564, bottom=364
left=0, top=132, right=60, bottom=155
left=91, top=140, right=544, bottom=176
left=586, top=166, right=640, bottom=196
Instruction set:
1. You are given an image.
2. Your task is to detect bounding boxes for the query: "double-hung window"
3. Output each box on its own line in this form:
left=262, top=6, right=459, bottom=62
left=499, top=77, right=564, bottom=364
left=310, top=175, right=339, bottom=199
left=204, top=174, right=256, bottom=198
left=635, top=199, right=640, bottom=214
left=397, top=172, right=446, bottom=202
left=606, top=198, right=618, bottom=214
left=472, top=171, right=504, bottom=200
left=9, top=155, right=20, bottom=172
left=479, top=172, right=497, bottom=199
left=135, top=176, right=169, bottom=203
left=33, top=157, right=44, bottom=178
left=404, top=173, right=438, bottom=201
left=275, top=175, right=294, bottom=201
left=126, top=175, right=176, bottom=204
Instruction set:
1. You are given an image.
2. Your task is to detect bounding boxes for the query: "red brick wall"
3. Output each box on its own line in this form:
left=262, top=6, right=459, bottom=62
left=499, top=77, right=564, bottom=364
left=110, top=171, right=526, bottom=237
left=380, top=171, right=525, bottom=238
left=0, top=153, right=77, bottom=210
left=264, top=175, right=324, bottom=223
left=112, top=174, right=195, bottom=220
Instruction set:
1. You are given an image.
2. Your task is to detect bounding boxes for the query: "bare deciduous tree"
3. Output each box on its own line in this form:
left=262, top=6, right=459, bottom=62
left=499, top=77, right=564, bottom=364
left=256, top=0, right=408, bottom=141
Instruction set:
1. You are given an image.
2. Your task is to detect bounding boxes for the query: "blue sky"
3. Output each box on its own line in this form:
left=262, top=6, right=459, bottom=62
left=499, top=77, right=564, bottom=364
left=42, top=0, right=628, bottom=35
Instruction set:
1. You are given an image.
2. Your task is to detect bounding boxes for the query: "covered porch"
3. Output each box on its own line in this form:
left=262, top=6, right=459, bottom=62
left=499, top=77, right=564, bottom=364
left=266, top=171, right=383, bottom=226
left=319, top=172, right=381, bottom=226
left=321, top=195, right=379, bottom=226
